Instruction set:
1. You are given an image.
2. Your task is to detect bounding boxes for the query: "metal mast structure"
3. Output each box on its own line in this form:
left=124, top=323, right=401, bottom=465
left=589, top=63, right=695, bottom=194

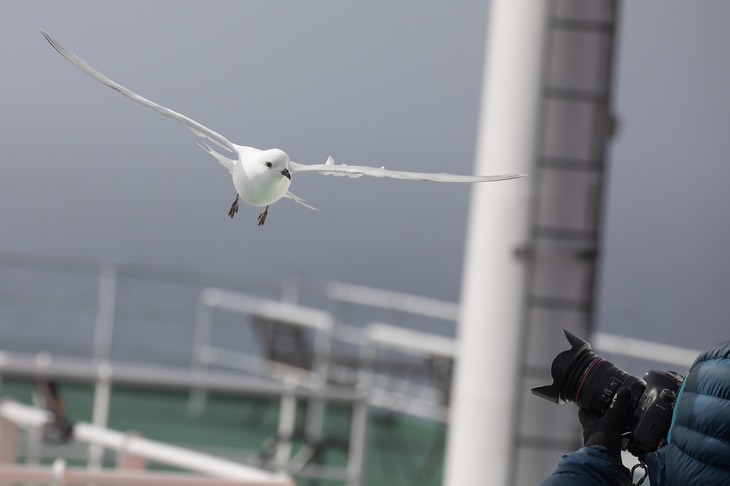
left=445, top=1, right=620, bottom=484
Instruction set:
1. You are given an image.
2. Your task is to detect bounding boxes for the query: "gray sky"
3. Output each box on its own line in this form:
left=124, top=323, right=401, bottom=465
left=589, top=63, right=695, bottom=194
left=1, top=1, right=728, bottom=351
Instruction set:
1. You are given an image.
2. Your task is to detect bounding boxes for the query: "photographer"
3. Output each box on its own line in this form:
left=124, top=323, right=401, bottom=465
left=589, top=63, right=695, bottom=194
left=539, top=341, right=730, bottom=486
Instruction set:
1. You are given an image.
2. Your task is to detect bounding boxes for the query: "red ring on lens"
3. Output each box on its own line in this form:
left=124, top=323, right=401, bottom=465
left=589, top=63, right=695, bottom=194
left=575, top=357, right=603, bottom=402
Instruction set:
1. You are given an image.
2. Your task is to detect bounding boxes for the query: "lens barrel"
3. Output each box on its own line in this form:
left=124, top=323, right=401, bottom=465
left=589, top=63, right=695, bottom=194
left=532, top=330, right=644, bottom=416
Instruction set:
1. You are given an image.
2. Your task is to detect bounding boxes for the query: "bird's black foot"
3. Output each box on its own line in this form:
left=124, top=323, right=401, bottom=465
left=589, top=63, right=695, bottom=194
left=257, top=206, right=269, bottom=226
left=228, top=195, right=240, bottom=218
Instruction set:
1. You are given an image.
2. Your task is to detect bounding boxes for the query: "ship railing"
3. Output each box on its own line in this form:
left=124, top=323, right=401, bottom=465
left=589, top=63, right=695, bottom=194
left=592, top=332, right=700, bottom=370
left=0, top=399, right=295, bottom=485
left=0, top=352, right=369, bottom=486
left=189, top=286, right=456, bottom=421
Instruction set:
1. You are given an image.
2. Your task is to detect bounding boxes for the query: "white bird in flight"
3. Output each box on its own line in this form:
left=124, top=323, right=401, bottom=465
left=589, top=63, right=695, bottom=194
left=42, top=31, right=525, bottom=226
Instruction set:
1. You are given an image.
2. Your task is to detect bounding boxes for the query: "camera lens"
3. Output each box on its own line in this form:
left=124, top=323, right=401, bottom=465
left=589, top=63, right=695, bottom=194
left=532, top=330, right=644, bottom=416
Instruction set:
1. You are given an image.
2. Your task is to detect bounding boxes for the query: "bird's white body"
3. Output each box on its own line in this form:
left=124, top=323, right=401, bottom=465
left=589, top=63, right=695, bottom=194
left=231, top=147, right=291, bottom=207
left=42, top=31, right=525, bottom=225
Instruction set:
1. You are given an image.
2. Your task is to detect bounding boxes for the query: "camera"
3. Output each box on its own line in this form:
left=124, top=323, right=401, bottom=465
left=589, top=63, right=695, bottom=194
left=531, top=330, right=684, bottom=456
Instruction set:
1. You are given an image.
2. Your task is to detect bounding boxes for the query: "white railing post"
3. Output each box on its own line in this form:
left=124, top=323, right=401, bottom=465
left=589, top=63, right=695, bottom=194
left=304, top=314, right=333, bottom=441
left=93, top=262, right=117, bottom=363
left=0, top=416, right=20, bottom=464
left=280, top=275, right=301, bottom=305
left=346, top=388, right=370, bottom=486
left=189, top=292, right=215, bottom=416
left=275, top=377, right=298, bottom=469
left=88, top=362, right=113, bottom=469
left=50, top=458, right=66, bottom=486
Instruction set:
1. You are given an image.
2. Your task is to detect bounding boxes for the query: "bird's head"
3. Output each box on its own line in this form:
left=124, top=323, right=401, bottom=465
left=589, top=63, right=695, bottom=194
left=254, top=148, right=291, bottom=181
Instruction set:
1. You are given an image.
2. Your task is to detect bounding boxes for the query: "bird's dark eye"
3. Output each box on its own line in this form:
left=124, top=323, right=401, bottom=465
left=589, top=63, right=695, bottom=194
left=265, top=162, right=273, bottom=168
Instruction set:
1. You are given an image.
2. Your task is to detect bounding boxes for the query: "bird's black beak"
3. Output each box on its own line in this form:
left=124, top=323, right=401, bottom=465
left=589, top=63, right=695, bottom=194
left=281, top=169, right=291, bottom=180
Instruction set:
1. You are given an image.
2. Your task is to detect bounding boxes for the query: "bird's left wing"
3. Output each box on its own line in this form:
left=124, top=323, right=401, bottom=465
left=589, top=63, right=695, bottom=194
left=42, top=31, right=238, bottom=155
left=289, top=157, right=526, bottom=183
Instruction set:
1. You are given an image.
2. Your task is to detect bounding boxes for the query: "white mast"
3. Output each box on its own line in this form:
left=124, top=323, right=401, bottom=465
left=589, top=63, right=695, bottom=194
left=443, top=1, right=547, bottom=485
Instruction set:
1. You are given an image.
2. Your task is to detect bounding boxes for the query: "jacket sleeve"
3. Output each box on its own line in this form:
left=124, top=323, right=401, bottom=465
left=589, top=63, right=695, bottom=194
left=539, top=446, right=632, bottom=486
left=644, top=448, right=667, bottom=485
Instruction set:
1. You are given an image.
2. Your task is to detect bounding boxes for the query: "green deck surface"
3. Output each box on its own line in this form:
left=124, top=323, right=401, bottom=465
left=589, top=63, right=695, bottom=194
left=1, top=378, right=446, bottom=485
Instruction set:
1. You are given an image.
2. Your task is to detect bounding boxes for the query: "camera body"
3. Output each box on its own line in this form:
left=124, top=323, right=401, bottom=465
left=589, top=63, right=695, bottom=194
left=629, top=370, right=684, bottom=455
left=532, top=330, right=684, bottom=456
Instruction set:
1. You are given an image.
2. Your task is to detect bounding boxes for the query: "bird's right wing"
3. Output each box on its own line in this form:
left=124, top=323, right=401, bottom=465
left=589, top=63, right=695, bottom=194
left=290, top=157, right=526, bottom=183
left=42, top=31, right=238, bottom=155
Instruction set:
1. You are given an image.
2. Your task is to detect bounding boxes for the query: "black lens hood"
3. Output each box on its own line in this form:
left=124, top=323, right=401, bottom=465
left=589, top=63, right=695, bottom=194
left=532, top=330, right=592, bottom=403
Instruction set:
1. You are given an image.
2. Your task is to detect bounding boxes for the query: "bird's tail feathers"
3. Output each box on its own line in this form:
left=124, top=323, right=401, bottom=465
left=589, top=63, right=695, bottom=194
left=284, top=192, right=318, bottom=210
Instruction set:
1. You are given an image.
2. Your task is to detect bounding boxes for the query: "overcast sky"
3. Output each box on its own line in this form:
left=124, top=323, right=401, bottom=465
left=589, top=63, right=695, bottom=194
left=1, top=1, right=728, bottom=352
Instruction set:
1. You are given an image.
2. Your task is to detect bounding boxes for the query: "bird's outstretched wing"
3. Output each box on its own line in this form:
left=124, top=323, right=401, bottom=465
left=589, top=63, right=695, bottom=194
left=42, top=31, right=237, bottom=155
left=289, top=157, right=526, bottom=183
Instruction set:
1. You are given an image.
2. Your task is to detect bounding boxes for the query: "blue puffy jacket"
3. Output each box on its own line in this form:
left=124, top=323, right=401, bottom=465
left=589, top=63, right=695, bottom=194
left=540, top=341, right=730, bottom=486
left=644, top=341, right=730, bottom=486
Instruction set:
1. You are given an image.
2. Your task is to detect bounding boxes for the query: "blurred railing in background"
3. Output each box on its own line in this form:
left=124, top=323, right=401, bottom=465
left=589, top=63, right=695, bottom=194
left=0, top=251, right=703, bottom=486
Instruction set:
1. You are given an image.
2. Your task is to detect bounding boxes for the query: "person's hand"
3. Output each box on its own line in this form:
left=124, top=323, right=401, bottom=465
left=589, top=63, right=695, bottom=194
left=578, top=387, right=633, bottom=457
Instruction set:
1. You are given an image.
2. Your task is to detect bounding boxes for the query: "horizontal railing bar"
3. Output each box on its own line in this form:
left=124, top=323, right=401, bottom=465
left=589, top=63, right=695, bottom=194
left=0, top=351, right=360, bottom=402
left=592, top=332, right=699, bottom=369
left=325, top=282, right=459, bottom=322
left=0, top=402, right=294, bottom=485
left=0, top=466, right=290, bottom=486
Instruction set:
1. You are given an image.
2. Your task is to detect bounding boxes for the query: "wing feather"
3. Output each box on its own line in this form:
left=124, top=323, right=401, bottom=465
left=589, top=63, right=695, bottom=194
left=42, top=31, right=237, bottom=154
left=198, top=142, right=235, bottom=172
left=289, top=157, right=526, bottom=183
left=283, top=191, right=318, bottom=210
